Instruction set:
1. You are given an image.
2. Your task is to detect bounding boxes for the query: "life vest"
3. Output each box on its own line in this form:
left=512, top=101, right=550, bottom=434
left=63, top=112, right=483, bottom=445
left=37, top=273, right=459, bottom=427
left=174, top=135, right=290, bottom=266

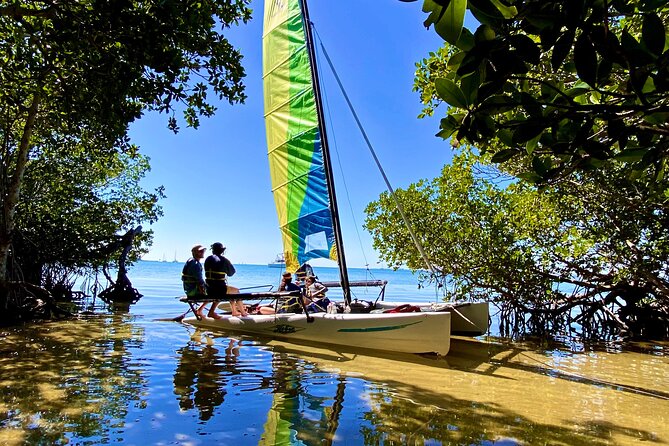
left=205, top=270, right=227, bottom=282
left=278, top=296, right=303, bottom=313
left=181, top=273, right=199, bottom=283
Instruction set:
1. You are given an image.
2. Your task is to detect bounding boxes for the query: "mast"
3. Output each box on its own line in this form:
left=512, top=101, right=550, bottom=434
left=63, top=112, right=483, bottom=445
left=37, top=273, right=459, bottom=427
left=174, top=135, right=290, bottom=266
left=298, top=0, right=352, bottom=304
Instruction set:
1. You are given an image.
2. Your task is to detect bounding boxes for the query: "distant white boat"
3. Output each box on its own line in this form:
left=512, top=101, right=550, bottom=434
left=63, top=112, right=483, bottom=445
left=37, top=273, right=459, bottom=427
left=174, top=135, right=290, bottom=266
left=268, top=253, right=286, bottom=268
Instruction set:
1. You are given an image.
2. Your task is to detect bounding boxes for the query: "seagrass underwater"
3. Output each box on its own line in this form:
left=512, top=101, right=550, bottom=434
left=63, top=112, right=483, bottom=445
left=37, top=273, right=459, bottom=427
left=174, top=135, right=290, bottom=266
left=0, top=260, right=667, bottom=445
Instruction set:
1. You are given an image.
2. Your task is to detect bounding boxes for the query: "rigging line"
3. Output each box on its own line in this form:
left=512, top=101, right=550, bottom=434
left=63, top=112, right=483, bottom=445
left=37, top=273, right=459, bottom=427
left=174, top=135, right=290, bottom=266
left=312, top=27, right=371, bottom=272
left=313, top=34, right=437, bottom=277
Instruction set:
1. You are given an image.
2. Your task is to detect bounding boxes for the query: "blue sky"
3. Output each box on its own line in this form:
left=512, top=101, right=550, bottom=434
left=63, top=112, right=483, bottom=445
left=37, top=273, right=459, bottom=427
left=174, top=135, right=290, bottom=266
left=129, top=0, right=452, bottom=267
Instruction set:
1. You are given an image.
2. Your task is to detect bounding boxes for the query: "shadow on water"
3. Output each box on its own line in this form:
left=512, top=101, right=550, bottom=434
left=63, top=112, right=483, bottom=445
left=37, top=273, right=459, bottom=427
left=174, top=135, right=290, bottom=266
left=1, top=311, right=667, bottom=445
left=178, top=329, right=667, bottom=445
left=0, top=315, right=146, bottom=445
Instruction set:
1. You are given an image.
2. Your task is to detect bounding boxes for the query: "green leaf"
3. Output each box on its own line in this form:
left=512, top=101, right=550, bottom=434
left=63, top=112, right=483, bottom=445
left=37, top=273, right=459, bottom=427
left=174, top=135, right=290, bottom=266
left=478, top=94, right=516, bottom=113
left=433, top=0, right=467, bottom=45
left=512, top=121, right=545, bottom=144
left=455, top=28, right=475, bottom=51
left=564, top=87, right=590, bottom=99
left=435, top=78, right=469, bottom=108
left=621, top=30, right=654, bottom=66
left=447, top=51, right=466, bottom=69
left=615, top=148, right=647, bottom=162
left=460, top=72, right=480, bottom=104
left=532, top=156, right=551, bottom=176
left=644, top=112, right=669, bottom=124
left=491, top=148, right=519, bottom=163
left=437, top=115, right=461, bottom=139
left=657, top=158, right=666, bottom=182
left=574, top=34, right=597, bottom=87
left=474, top=25, right=496, bottom=43
left=510, top=35, right=540, bottom=65
left=642, top=13, right=666, bottom=55
left=489, top=0, right=518, bottom=18
left=516, top=171, right=543, bottom=183
left=526, top=133, right=541, bottom=155
left=467, top=0, right=506, bottom=26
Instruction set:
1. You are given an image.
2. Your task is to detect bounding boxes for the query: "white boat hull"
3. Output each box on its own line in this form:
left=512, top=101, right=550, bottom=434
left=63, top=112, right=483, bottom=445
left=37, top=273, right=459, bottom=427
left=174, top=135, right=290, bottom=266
left=183, top=311, right=451, bottom=355
left=376, top=301, right=489, bottom=336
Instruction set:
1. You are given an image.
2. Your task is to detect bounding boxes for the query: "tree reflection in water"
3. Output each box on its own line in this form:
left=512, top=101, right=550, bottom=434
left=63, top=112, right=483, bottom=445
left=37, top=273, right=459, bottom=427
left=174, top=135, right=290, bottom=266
left=2, top=306, right=667, bottom=444
left=0, top=315, right=146, bottom=445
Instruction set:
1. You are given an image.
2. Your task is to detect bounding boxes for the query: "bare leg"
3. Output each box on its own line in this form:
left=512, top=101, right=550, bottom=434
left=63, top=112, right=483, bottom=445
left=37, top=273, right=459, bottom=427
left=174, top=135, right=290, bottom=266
left=238, top=300, right=248, bottom=316
left=231, top=300, right=241, bottom=316
left=207, top=301, right=222, bottom=319
left=257, top=306, right=276, bottom=315
left=196, top=303, right=207, bottom=318
left=231, top=299, right=247, bottom=317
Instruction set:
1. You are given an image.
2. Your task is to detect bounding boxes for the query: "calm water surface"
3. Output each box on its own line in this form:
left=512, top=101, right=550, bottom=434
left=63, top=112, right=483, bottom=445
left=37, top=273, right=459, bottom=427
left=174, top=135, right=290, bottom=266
left=0, top=261, right=667, bottom=445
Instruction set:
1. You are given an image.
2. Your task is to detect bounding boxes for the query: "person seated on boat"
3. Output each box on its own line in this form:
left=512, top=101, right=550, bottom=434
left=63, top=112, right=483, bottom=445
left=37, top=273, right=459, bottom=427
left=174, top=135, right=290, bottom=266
left=295, top=263, right=314, bottom=287
left=250, top=272, right=302, bottom=315
left=182, top=244, right=212, bottom=319
left=279, top=271, right=300, bottom=293
left=205, top=242, right=246, bottom=317
left=304, top=275, right=330, bottom=313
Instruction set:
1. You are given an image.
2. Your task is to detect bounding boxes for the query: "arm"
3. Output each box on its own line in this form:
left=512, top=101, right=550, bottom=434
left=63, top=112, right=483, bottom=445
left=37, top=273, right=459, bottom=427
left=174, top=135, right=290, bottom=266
left=223, top=257, right=236, bottom=277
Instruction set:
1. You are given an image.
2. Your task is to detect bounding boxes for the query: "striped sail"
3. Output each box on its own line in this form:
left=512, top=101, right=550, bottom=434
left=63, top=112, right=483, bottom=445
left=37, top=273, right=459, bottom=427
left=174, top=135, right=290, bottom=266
left=263, top=0, right=337, bottom=272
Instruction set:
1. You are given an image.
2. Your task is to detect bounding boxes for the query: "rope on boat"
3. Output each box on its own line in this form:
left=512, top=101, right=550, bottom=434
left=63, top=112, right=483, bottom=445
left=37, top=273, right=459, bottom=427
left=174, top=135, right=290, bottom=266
left=314, top=29, right=438, bottom=277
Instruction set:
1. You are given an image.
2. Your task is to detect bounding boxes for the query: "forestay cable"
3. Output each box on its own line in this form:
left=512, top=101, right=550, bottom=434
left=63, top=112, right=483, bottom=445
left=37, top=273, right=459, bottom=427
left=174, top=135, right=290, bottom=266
left=313, top=30, right=437, bottom=276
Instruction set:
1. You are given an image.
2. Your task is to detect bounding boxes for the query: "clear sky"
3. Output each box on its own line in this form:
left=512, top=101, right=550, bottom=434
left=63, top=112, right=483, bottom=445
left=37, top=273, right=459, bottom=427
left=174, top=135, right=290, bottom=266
left=129, top=0, right=452, bottom=268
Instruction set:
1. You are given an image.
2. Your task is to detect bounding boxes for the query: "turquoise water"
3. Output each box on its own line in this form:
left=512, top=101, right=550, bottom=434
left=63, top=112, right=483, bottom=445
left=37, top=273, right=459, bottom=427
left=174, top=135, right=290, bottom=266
left=123, top=261, right=447, bottom=303
left=1, top=261, right=668, bottom=445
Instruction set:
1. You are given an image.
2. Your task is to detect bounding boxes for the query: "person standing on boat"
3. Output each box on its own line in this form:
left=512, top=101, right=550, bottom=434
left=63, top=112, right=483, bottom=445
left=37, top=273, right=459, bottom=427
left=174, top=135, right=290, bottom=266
left=204, top=242, right=246, bottom=317
left=182, top=244, right=213, bottom=319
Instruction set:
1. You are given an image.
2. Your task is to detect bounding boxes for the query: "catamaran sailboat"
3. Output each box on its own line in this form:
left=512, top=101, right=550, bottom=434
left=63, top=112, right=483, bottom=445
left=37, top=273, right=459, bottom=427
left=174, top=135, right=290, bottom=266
left=183, top=0, right=487, bottom=355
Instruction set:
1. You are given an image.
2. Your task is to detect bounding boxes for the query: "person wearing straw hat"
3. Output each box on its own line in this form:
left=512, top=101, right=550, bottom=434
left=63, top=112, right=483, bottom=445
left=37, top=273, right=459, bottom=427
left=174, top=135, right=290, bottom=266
left=181, top=244, right=214, bottom=318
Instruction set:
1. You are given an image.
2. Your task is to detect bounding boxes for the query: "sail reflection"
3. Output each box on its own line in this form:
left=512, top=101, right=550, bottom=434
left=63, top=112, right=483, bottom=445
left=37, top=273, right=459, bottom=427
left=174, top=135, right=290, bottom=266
left=258, top=352, right=346, bottom=445
left=168, top=333, right=669, bottom=445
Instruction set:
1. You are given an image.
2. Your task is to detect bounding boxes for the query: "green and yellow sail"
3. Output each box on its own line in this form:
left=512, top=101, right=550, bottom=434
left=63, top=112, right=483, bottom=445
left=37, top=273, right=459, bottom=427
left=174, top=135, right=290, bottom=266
left=262, top=0, right=337, bottom=273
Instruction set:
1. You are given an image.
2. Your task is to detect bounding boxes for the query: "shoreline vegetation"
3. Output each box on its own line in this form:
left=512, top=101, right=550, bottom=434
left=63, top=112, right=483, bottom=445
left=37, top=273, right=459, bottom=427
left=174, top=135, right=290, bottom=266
left=2, top=1, right=668, bottom=343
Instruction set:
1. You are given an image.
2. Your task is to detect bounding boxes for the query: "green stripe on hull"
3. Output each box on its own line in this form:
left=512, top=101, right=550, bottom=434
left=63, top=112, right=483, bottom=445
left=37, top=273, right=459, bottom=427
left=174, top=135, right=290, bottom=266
left=337, top=321, right=423, bottom=333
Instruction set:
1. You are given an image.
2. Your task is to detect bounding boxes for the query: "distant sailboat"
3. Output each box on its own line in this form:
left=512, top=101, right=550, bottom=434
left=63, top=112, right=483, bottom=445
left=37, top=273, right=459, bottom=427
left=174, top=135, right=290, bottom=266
left=268, top=253, right=286, bottom=268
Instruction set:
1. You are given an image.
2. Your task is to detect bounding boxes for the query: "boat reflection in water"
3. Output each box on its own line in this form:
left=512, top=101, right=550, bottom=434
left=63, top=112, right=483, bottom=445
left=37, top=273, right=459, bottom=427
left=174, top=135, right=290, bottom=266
left=0, top=315, right=667, bottom=445
left=173, top=330, right=669, bottom=445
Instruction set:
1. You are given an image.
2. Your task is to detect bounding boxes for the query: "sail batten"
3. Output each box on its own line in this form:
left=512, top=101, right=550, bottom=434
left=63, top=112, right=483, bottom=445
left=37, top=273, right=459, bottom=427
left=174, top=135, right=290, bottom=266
left=263, top=0, right=337, bottom=272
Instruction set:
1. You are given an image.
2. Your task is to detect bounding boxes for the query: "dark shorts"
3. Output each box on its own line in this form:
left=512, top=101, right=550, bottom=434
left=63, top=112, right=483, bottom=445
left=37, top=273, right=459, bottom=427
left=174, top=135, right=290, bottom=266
left=306, top=297, right=330, bottom=313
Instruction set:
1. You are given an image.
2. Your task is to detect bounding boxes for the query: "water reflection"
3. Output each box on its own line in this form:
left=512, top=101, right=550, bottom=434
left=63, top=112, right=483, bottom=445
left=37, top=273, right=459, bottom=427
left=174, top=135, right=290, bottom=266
left=257, top=353, right=346, bottom=445
left=1, top=313, right=667, bottom=445
left=258, top=337, right=668, bottom=445
left=0, top=315, right=147, bottom=445
left=174, top=336, right=240, bottom=420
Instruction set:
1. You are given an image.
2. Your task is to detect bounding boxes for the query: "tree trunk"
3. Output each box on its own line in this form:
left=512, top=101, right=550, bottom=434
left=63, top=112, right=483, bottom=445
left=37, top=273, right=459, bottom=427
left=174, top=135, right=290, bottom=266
left=0, top=93, right=41, bottom=287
